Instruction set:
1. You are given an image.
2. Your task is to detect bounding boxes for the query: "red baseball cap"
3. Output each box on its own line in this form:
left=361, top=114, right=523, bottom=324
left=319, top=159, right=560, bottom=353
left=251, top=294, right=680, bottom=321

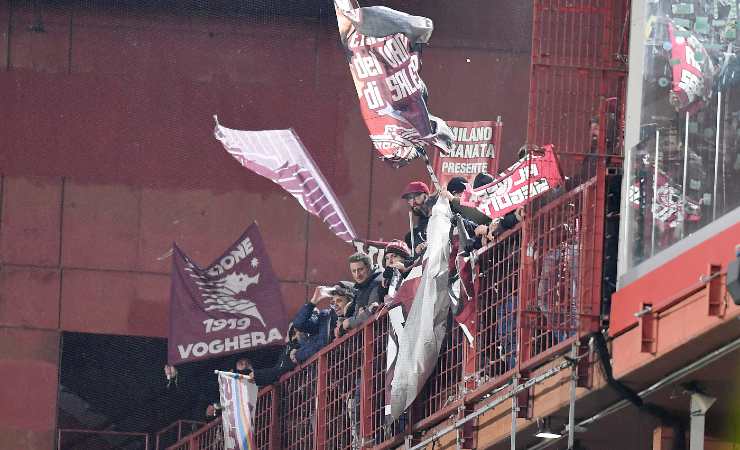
left=385, top=240, right=411, bottom=258
left=400, top=181, right=430, bottom=199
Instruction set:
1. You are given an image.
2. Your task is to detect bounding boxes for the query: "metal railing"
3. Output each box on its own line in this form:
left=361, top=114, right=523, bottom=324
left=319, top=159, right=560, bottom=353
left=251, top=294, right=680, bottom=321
left=167, top=167, right=608, bottom=450
left=155, top=420, right=205, bottom=450
left=58, top=428, right=150, bottom=450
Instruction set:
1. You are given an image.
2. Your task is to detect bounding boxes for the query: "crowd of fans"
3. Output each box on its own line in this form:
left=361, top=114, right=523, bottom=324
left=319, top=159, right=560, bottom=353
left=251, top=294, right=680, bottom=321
left=165, top=170, right=531, bottom=421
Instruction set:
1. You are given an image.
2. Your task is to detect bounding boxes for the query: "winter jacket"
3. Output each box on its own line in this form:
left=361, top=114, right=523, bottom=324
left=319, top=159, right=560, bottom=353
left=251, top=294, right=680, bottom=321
left=292, top=303, right=337, bottom=363
left=251, top=338, right=300, bottom=386
left=354, top=270, right=383, bottom=310
left=342, top=270, right=383, bottom=331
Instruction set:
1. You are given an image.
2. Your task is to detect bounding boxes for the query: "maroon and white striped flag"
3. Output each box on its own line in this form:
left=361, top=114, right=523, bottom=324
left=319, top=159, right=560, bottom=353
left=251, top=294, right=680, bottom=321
left=214, top=119, right=357, bottom=243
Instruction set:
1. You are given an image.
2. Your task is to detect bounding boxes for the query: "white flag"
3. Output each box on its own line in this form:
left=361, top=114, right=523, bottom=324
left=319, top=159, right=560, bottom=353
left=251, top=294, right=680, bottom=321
left=388, top=195, right=452, bottom=419
left=217, top=371, right=258, bottom=450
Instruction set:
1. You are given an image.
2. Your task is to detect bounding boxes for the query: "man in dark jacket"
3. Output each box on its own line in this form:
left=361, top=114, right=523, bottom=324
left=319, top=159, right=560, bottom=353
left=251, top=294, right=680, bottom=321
left=290, top=286, right=351, bottom=364
left=248, top=324, right=300, bottom=386
left=337, top=252, right=383, bottom=334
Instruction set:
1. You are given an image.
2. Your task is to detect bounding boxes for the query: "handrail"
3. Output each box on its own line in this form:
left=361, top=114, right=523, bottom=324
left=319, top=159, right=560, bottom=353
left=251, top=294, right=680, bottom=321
left=166, top=418, right=222, bottom=450
left=57, top=428, right=150, bottom=450
left=155, top=420, right=205, bottom=450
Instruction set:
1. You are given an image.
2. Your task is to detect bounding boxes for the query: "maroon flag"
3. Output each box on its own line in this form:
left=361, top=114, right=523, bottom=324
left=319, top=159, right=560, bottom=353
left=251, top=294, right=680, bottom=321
left=667, top=21, right=714, bottom=113
left=432, top=120, right=503, bottom=186
left=471, top=145, right=564, bottom=220
left=334, top=2, right=452, bottom=166
left=168, top=223, right=288, bottom=365
left=214, top=120, right=357, bottom=243
left=352, top=239, right=388, bottom=270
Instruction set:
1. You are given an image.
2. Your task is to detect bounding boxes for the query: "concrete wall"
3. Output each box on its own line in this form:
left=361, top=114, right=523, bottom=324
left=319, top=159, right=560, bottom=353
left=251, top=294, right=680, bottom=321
left=0, top=1, right=532, bottom=447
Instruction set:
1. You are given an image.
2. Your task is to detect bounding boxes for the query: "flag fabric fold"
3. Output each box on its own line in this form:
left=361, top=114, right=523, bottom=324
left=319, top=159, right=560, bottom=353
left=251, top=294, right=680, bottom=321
left=214, top=121, right=357, bottom=243
left=336, top=3, right=433, bottom=45
left=387, top=195, right=452, bottom=420
left=334, top=1, right=451, bottom=166
left=217, top=371, right=258, bottom=450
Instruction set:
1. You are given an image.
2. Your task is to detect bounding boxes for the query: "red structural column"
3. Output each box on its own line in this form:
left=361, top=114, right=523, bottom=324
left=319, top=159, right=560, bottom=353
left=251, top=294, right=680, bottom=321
left=315, top=354, right=328, bottom=450
left=269, top=386, right=280, bottom=450
left=360, top=325, right=374, bottom=447
left=518, top=158, right=534, bottom=369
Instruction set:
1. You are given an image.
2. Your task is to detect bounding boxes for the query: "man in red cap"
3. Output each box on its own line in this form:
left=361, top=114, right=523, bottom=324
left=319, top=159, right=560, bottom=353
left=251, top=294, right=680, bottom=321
left=400, top=180, right=437, bottom=257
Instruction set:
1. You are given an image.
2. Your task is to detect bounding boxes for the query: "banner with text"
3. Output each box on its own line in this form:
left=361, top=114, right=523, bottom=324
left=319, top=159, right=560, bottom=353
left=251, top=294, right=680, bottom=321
left=432, top=120, right=502, bottom=186
left=168, top=223, right=288, bottom=365
left=471, top=145, right=563, bottom=220
left=335, top=2, right=450, bottom=166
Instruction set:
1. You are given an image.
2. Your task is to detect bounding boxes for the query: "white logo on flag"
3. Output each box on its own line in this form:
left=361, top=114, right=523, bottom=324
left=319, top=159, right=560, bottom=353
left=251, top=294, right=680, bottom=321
left=187, top=263, right=267, bottom=327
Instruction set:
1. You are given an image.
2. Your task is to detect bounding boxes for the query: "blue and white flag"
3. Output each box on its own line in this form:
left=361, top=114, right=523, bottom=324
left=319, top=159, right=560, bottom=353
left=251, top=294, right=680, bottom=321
left=216, top=370, right=258, bottom=450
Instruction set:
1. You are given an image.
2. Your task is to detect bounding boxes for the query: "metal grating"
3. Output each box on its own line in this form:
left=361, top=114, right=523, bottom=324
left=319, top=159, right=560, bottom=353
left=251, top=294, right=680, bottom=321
left=418, top=322, right=465, bottom=421
left=278, top=361, right=318, bottom=450
left=367, top=312, right=406, bottom=447
left=528, top=0, right=629, bottom=157
left=475, top=229, right=523, bottom=384
left=253, top=388, right=273, bottom=450
left=322, top=331, right=364, bottom=450
left=532, top=0, right=629, bottom=69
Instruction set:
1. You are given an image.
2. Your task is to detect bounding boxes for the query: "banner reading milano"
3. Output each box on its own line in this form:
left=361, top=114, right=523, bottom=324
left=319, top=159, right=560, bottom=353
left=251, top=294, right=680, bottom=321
left=432, top=120, right=503, bottom=186
left=168, top=223, right=288, bottom=365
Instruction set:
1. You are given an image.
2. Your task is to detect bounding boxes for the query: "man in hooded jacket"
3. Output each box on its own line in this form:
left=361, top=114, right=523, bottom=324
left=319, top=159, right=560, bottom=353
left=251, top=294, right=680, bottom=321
left=338, top=252, right=383, bottom=333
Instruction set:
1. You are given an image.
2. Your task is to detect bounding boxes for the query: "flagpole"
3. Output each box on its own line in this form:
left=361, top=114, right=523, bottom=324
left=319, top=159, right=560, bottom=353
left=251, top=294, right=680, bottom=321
left=413, top=146, right=442, bottom=260
left=416, top=147, right=442, bottom=192
left=651, top=128, right=660, bottom=257
left=713, top=90, right=722, bottom=220
left=409, top=211, right=416, bottom=258
left=214, top=369, right=252, bottom=380
left=681, top=111, right=690, bottom=239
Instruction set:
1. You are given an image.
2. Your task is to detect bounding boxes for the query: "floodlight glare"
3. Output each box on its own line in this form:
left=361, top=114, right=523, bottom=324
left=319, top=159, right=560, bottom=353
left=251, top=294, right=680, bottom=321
left=535, top=417, right=562, bottom=439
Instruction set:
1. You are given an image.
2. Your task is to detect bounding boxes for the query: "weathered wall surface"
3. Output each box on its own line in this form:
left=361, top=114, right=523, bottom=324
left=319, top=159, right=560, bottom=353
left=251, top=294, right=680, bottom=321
left=0, top=1, right=531, bottom=446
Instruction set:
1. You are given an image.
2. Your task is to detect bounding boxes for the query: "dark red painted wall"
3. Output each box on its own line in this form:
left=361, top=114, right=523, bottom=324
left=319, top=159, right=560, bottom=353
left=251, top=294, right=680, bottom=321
left=0, top=1, right=531, bottom=447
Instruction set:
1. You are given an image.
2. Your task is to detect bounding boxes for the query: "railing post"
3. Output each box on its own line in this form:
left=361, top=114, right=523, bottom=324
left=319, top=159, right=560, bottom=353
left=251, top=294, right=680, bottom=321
left=518, top=223, right=532, bottom=370
left=315, top=354, right=328, bottom=450
left=269, top=386, right=280, bottom=450
left=361, top=324, right=374, bottom=447
left=583, top=168, right=606, bottom=336
left=461, top=252, right=482, bottom=386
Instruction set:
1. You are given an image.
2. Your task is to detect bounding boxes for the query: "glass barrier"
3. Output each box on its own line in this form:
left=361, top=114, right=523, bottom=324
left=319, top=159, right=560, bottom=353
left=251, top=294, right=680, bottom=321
left=624, top=0, right=740, bottom=270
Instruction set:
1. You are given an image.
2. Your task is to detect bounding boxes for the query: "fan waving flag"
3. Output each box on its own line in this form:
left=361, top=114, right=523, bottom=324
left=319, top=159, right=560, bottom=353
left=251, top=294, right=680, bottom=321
left=214, top=118, right=357, bottom=243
